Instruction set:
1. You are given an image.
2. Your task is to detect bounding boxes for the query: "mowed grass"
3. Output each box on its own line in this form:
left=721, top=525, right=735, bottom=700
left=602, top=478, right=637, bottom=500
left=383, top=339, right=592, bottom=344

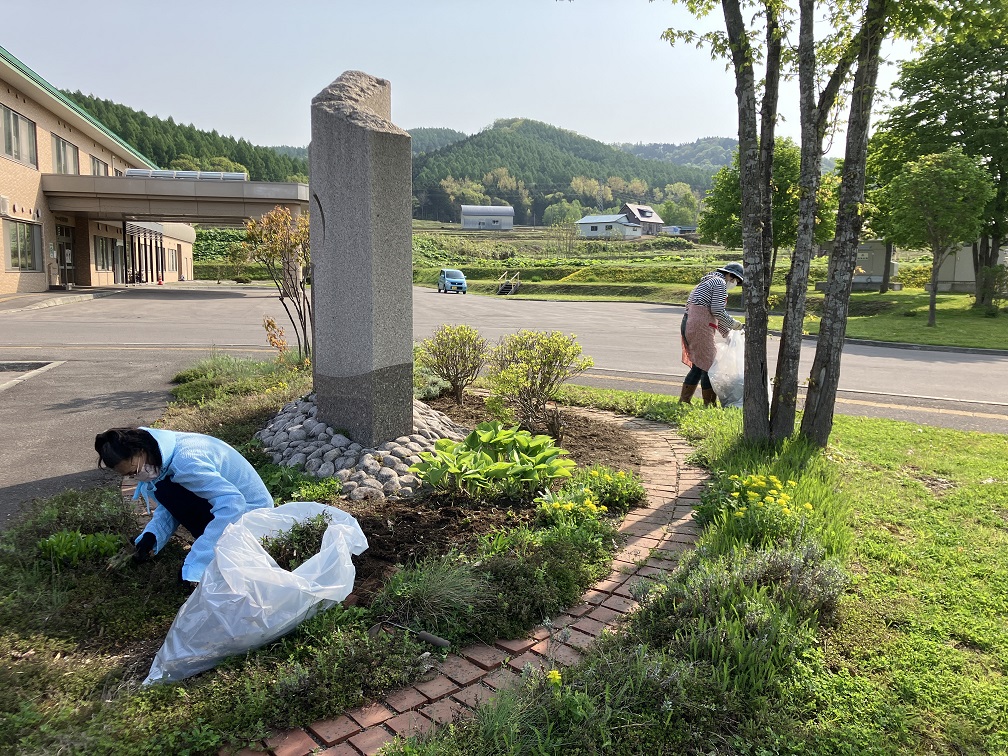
left=548, top=387, right=1007, bottom=753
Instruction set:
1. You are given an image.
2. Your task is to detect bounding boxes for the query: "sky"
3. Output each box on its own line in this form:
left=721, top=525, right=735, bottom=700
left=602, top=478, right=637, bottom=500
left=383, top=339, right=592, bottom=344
left=5, top=0, right=914, bottom=155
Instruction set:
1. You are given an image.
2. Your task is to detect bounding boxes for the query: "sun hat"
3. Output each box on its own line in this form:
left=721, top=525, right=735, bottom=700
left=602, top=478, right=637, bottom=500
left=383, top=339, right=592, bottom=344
left=716, top=261, right=745, bottom=285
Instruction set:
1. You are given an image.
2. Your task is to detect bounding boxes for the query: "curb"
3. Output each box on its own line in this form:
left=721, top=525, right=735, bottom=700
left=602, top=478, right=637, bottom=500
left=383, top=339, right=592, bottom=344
left=233, top=413, right=706, bottom=756
left=6, top=289, right=125, bottom=313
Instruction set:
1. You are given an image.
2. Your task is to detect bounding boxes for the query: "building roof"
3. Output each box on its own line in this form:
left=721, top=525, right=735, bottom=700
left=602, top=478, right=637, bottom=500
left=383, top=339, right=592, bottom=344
left=0, top=44, right=157, bottom=169
left=621, top=203, right=665, bottom=225
left=460, top=204, right=514, bottom=216
left=576, top=214, right=640, bottom=227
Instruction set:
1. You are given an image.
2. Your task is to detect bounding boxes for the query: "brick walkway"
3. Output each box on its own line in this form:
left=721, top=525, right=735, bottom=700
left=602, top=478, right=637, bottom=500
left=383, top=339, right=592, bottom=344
left=227, top=412, right=708, bottom=756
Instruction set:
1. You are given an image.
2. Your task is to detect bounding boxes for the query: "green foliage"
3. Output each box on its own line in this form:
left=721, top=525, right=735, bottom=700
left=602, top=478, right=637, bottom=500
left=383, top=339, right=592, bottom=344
left=535, top=485, right=609, bottom=528
left=893, top=263, right=932, bottom=289
left=193, top=227, right=247, bottom=262
left=170, top=352, right=306, bottom=405
left=260, top=514, right=331, bottom=571
left=562, top=465, right=646, bottom=516
left=37, top=531, right=124, bottom=566
left=410, top=422, right=575, bottom=502
left=976, top=263, right=1008, bottom=313
left=193, top=261, right=270, bottom=281
left=415, top=324, right=488, bottom=404
left=486, top=330, right=594, bottom=435
left=412, top=343, right=452, bottom=400
left=63, top=91, right=308, bottom=181
left=408, top=126, right=468, bottom=155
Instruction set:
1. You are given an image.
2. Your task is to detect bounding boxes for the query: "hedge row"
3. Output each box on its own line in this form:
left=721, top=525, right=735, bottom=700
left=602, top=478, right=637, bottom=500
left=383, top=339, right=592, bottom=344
left=193, top=262, right=271, bottom=281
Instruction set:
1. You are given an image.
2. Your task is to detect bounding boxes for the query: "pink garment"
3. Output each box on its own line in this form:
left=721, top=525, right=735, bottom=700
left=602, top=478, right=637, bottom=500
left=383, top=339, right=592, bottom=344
left=682, top=302, right=719, bottom=372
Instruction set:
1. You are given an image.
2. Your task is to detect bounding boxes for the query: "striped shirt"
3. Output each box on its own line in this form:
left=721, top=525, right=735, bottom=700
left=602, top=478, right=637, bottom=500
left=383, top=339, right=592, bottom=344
left=687, top=272, right=739, bottom=334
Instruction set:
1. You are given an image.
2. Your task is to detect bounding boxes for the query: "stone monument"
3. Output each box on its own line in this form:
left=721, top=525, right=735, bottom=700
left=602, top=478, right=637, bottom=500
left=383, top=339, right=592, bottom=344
left=310, top=71, right=413, bottom=448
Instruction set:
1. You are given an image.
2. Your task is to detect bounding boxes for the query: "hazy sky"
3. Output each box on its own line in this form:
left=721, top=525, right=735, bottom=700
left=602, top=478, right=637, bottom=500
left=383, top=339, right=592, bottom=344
left=6, top=0, right=913, bottom=154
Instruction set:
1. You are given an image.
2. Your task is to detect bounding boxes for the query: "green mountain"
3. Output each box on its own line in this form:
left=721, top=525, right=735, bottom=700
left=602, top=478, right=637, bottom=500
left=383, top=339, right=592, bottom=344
left=63, top=91, right=309, bottom=182
left=614, top=137, right=738, bottom=171
left=413, top=118, right=718, bottom=223
left=408, top=127, right=468, bottom=156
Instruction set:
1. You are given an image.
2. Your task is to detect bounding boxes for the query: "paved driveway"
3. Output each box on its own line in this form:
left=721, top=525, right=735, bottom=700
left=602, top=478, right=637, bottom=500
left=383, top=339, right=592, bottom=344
left=1, top=285, right=1005, bottom=523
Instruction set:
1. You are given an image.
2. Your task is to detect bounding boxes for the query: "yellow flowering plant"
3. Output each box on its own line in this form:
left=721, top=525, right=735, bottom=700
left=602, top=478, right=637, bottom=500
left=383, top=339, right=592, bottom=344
left=536, top=484, right=608, bottom=528
left=698, top=472, right=813, bottom=549
left=563, top=465, right=646, bottom=515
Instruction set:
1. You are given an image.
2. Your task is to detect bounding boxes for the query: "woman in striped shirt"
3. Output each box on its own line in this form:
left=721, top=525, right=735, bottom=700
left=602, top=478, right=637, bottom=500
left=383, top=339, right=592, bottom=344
left=680, top=262, right=745, bottom=406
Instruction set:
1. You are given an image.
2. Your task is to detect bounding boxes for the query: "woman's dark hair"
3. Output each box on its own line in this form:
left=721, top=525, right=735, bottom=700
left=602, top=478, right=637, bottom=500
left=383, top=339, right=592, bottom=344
left=95, top=428, right=162, bottom=470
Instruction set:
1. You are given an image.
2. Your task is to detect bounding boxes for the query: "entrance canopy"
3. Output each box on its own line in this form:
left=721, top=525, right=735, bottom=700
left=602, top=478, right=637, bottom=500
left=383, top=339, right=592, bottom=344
left=41, top=175, right=308, bottom=224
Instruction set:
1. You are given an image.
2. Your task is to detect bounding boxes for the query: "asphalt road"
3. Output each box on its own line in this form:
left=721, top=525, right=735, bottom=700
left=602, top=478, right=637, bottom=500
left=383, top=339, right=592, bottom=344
left=1, top=284, right=1006, bottom=524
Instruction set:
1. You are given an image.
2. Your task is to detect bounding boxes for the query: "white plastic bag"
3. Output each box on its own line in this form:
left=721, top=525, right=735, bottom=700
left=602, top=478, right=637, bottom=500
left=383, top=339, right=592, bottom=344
left=144, top=501, right=368, bottom=685
left=708, top=330, right=745, bottom=408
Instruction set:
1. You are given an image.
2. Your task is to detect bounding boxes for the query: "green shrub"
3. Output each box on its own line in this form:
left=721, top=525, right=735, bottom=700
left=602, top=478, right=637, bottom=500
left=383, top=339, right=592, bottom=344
left=415, top=324, right=488, bottom=404
left=894, top=263, right=932, bottom=289
left=563, top=465, right=646, bottom=515
left=260, top=513, right=331, bottom=571
left=410, top=422, right=575, bottom=502
left=413, top=344, right=451, bottom=400
left=193, top=227, right=247, bottom=261
left=486, top=330, right=594, bottom=436
left=536, top=486, right=609, bottom=528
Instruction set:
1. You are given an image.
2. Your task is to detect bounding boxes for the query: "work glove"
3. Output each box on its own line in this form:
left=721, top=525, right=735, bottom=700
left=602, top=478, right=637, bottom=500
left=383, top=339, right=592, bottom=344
left=731, top=320, right=745, bottom=331
left=133, top=532, right=156, bottom=564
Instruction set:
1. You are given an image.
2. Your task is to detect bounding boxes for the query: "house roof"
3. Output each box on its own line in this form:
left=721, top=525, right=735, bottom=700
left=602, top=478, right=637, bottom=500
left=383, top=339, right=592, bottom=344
left=460, top=204, right=514, bottom=216
left=0, top=44, right=157, bottom=169
left=622, top=203, right=665, bottom=225
left=576, top=214, right=640, bottom=227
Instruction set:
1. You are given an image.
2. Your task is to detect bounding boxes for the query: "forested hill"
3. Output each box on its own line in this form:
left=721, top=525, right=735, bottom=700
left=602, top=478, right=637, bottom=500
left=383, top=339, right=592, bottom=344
left=409, top=127, right=468, bottom=155
left=614, top=137, right=738, bottom=171
left=413, top=118, right=717, bottom=222
left=63, top=91, right=309, bottom=181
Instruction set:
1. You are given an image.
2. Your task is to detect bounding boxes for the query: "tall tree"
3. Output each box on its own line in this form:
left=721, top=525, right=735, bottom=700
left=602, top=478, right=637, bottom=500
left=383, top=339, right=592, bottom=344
left=887, top=149, right=995, bottom=325
left=869, top=36, right=1008, bottom=305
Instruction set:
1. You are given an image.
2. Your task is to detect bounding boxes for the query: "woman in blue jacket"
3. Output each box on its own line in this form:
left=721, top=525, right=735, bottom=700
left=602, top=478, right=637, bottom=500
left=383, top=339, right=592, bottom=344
left=96, top=427, right=273, bottom=583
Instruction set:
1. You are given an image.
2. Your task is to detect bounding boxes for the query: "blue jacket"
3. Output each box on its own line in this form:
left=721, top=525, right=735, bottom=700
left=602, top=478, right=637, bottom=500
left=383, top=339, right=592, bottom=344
left=133, top=427, right=273, bottom=582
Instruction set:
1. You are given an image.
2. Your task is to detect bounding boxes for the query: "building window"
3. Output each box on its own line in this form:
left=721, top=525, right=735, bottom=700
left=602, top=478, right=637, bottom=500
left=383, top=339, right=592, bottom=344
left=590, top=225, right=598, bottom=231
left=2, top=104, right=37, bottom=168
left=91, top=156, right=109, bottom=176
left=114, top=168, right=123, bottom=176
left=94, top=236, right=116, bottom=270
left=605, top=225, right=613, bottom=230
left=51, top=134, right=79, bottom=174
left=5, top=219, right=41, bottom=271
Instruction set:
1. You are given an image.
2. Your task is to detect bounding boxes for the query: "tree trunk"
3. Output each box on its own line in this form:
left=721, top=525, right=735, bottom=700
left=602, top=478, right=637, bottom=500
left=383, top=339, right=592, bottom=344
left=770, top=0, right=859, bottom=442
left=771, top=0, right=819, bottom=442
left=929, top=254, right=940, bottom=326
left=880, top=240, right=894, bottom=294
left=800, top=0, right=890, bottom=448
left=722, top=0, right=770, bottom=441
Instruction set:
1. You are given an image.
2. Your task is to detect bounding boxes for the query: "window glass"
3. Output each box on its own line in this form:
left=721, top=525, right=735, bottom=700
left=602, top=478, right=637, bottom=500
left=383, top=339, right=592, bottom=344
left=1, top=104, right=37, bottom=167
left=94, top=236, right=116, bottom=270
left=52, top=134, right=79, bottom=174
left=91, top=156, right=109, bottom=176
left=5, top=220, right=41, bottom=271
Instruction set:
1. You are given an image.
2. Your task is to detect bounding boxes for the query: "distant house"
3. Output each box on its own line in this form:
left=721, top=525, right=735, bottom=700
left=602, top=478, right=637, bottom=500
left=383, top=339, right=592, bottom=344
left=576, top=214, right=642, bottom=240
left=620, top=203, right=664, bottom=235
left=460, top=204, right=514, bottom=230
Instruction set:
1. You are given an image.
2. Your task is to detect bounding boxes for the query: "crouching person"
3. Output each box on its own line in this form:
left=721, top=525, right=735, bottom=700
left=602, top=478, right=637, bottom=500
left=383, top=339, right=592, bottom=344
left=96, top=427, right=273, bottom=583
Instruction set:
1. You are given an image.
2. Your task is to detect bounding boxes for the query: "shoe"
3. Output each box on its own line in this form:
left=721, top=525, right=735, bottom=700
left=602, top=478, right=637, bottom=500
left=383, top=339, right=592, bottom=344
left=702, top=388, right=718, bottom=407
left=680, top=383, right=698, bottom=403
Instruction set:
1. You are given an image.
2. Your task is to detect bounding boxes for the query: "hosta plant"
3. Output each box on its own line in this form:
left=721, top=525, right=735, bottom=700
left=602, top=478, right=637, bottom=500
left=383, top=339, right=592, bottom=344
left=410, top=421, right=575, bottom=502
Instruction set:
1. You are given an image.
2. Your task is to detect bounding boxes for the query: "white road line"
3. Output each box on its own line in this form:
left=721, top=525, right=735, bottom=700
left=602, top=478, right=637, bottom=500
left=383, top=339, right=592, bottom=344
left=0, top=361, right=66, bottom=393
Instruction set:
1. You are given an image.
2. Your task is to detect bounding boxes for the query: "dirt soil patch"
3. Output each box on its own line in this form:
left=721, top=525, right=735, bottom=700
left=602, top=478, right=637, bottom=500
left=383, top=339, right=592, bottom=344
left=344, top=394, right=644, bottom=603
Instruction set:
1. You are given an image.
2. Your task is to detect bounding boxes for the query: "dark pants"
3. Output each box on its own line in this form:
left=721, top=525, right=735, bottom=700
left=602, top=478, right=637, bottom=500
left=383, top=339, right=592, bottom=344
left=681, top=313, right=712, bottom=390
left=153, top=477, right=214, bottom=539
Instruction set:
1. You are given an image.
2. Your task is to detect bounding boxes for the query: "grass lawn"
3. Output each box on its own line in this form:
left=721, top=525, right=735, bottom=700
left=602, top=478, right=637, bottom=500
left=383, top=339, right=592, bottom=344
left=392, top=387, right=1008, bottom=754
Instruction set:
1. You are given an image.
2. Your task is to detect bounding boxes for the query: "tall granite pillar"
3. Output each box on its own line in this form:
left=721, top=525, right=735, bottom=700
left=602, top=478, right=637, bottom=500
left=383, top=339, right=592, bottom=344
left=310, top=71, right=413, bottom=447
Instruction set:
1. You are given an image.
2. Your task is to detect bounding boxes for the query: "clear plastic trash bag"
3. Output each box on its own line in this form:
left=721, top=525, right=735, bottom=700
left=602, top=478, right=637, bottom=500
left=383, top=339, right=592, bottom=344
left=708, top=330, right=745, bottom=409
left=144, top=501, right=368, bottom=685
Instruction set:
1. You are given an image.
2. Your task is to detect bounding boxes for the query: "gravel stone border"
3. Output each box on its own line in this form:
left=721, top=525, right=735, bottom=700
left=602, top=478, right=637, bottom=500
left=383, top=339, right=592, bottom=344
left=254, top=395, right=468, bottom=501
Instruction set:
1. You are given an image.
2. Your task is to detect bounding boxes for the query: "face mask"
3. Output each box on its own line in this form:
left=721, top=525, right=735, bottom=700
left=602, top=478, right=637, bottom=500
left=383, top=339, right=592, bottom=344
left=725, top=279, right=737, bottom=290
left=133, top=464, right=159, bottom=482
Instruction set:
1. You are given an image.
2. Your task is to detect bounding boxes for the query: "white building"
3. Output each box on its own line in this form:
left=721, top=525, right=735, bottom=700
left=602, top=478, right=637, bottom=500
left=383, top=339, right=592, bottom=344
left=460, top=204, right=514, bottom=230
left=576, top=214, right=642, bottom=240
